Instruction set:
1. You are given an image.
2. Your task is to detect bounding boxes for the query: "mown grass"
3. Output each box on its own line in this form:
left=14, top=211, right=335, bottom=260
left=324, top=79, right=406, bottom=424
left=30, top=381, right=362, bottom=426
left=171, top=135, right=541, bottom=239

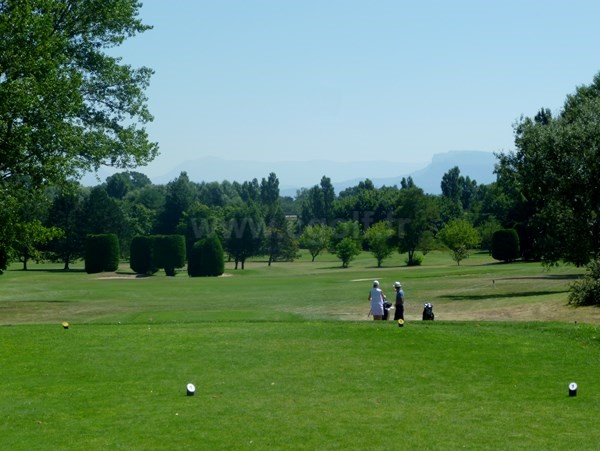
left=1, top=251, right=599, bottom=449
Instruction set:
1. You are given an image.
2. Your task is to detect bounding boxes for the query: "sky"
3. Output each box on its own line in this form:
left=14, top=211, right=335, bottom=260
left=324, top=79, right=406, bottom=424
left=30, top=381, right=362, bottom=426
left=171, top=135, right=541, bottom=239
left=111, top=0, right=600, bottom=179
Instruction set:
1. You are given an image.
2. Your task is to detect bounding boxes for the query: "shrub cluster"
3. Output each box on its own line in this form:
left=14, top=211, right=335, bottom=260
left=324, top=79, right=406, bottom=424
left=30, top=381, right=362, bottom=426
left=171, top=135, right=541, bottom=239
left=85, top=234, right=120, bottom=274
left=568, top=260, right=600, bottom=306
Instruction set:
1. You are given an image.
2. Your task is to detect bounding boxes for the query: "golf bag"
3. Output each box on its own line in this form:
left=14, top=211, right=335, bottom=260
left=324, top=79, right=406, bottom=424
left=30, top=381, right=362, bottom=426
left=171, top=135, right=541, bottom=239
left=382, top=301, right=393, bottom=320
left=422, top=303, right=434, bottom=321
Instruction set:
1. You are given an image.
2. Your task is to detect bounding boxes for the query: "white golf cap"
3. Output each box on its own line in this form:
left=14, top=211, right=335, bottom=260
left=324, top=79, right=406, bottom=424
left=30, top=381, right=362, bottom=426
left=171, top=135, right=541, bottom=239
left=373, top=280, right=379, bottom=286
left=393, top=281, right=401, bottom=288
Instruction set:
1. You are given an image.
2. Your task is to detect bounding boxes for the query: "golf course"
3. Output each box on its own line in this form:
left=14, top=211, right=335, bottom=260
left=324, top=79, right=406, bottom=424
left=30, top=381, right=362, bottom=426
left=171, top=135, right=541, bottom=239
left=1, top=250, right=599, bottom=450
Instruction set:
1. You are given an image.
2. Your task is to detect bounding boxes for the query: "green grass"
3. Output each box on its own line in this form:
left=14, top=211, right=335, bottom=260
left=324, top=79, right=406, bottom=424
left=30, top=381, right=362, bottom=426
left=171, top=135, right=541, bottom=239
left=1, top=251, right=599, bottom=449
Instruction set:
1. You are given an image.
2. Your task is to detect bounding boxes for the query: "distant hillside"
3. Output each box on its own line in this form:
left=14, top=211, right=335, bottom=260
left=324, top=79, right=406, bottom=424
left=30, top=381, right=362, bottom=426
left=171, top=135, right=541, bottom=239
left=338, top=150, right=499, bottom=195
left=152, top=156, right=424, bottom=194
left=81, top=150, right=500, bottom=196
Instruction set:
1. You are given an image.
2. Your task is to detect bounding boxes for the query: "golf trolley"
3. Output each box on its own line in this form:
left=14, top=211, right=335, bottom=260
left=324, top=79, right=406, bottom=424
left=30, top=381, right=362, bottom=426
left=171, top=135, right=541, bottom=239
left=369, top=301, right=394, bottom=320
left=422, top=303, right=434, bottom=321
left=382, top=301, right=394, bottom=320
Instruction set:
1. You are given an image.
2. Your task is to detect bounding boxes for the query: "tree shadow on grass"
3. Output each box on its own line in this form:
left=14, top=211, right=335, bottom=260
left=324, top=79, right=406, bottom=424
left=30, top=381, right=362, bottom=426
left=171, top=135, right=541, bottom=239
left=442, top=290, right=569, bottom=301
left=10, top=299, right=72, bottom=303
left=497, top=275, right=581, bottom=281
left=19, top=268, right=86, bottom=273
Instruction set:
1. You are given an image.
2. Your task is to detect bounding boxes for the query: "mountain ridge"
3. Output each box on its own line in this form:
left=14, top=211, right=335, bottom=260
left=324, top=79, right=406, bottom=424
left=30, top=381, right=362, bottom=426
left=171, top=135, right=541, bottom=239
left=82, top=150, right=500, bottom=196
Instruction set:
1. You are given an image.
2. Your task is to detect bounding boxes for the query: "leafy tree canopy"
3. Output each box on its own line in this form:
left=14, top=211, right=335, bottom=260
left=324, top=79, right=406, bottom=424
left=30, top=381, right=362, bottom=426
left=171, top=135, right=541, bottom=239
left=500, top=72, right=600, bottom=266
left=438, top=219, right=480, bottom=265
left=0, top=0, right=157, bottom=269
left=0, top=0, right=158, bottom=186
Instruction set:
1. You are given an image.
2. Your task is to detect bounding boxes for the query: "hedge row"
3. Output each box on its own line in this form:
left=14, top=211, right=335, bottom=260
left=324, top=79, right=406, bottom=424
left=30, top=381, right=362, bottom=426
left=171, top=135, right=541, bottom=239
left=87, top=233, right=224, bottom=277
left=129, top=235, right=186, bottom=276
left=85, top=234, right=120, bottom=274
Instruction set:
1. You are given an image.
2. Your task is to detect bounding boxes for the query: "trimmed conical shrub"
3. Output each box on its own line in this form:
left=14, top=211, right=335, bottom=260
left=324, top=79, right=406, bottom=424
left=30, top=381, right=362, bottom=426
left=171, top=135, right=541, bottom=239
left=85, top=234, right=120, bottom=274
left=188, top=234, right=224, bottom=277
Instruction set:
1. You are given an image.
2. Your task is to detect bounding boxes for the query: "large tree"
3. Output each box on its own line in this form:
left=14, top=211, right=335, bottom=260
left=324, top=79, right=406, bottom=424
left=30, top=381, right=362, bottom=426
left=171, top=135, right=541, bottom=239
left=396, top=186, right=439, bottom=266
left=0, top=0, right=157, bottom=184
left=154, top=172, right=197, bottom=235
left=224, top=203, right=265, bottom=270
left=46, top=185, right=86, bottom=270
left=500, top=73, right=600, bottom=266
left=81, top=186, right=127, bottom=247
left=0, top=0, right=157, bottom=267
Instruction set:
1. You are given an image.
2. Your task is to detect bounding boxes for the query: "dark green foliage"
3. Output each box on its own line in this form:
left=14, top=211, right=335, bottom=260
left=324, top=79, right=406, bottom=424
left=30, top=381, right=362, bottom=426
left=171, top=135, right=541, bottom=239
left=153, top=235, right=186, bottom=276
left=0, top=246, right=7, bottom=274
left=405, top=253, right=423, bottom=266
left=154, top=173, right=197, bottom=235
left=568, top=260, right=600, bottom=306
left=81, top=186, right=126, bottom=239
left=329, top=220, right=361, bottom=253
left=502, top=72, right=600, bottom=266
left=198, top=234, right=224, bottom=277
left=85, top=234, right=120, bottom=274
left=224, top=204, right=265, bottom=270
left=46, top=186, right=85, bottom=270
left=188, top=234, right=225, bottom=277
left=396, top=186, right=439, bottom=266
left=300, top=176, right=336, bottom=225
left=130, top=236, right=157, bottom=275
left=492, top=229, right=520, bottom=262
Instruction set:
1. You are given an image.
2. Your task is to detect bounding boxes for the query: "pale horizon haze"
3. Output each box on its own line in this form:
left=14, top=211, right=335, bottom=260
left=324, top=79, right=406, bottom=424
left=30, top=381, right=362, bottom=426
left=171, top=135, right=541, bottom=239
left=106, top=0, right=600, bottom=180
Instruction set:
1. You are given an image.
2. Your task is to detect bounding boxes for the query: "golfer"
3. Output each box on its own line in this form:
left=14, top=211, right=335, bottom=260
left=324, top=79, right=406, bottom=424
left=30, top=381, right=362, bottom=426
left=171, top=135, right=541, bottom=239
left=368, top=280, right=386, bottom=320
left=393, top=281, right=404, bottom=321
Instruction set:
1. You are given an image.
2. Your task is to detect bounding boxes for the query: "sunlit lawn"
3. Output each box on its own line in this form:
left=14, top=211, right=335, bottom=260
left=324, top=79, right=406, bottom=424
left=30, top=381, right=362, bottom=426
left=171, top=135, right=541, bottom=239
left=1, top=251, right=599, bottom=449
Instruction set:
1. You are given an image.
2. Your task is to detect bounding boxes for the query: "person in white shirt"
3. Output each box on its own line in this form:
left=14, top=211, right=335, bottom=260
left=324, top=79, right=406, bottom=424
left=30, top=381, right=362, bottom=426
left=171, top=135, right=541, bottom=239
left=368, top=280, right=386, bottom=320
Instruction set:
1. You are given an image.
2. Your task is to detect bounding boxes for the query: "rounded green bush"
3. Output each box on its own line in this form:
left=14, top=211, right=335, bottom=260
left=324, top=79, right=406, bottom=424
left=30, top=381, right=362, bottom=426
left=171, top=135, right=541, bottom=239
left=188, top=234, right=224, bottom=277
left=492, top=229, right=520, bottom=262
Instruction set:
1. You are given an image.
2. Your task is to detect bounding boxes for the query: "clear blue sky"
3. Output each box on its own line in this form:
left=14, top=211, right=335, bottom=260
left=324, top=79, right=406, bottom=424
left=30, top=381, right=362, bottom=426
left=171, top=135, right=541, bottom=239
left=115, top=0, right=600, bottom=177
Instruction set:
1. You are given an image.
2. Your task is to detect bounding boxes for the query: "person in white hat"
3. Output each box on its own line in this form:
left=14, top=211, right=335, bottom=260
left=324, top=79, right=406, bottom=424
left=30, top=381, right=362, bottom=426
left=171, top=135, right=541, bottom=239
left=368, top=280, right=386, bottom=320
left=393, top=281, right=405, bottom=321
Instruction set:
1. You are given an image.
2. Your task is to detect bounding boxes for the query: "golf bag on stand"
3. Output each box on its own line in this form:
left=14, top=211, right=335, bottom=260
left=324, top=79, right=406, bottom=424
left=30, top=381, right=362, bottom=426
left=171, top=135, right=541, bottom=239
left=382, top=301, right=393, bottom=320
left=422, top=303, right=434, bottom=321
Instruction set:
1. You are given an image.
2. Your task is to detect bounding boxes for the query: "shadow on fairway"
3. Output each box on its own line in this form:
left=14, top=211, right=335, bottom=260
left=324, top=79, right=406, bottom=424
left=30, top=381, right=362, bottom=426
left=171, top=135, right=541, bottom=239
left=442, top=289, right=569, bottom=301
left=15, top=299, right=73, bottom=303
left=20, top=268, right=86, bottom=273
left=497, top=275, right=581, bottom=281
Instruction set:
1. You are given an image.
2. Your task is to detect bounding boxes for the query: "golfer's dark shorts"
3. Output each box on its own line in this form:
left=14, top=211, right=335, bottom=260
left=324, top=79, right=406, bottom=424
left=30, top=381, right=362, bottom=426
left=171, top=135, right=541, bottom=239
left=394, top=305, right=404, bottom=321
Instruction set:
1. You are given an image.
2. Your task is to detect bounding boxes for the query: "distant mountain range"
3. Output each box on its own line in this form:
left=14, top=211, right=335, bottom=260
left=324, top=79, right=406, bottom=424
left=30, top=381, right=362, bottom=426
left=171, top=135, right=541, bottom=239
left=344, top=150, right=500, bottom=195
left=82, top=150, right=500, bottom=196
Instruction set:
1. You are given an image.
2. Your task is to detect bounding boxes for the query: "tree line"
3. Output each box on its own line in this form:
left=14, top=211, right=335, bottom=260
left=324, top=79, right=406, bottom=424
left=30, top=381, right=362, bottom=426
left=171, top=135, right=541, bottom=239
left=3, top=166, right=515, bottom=271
